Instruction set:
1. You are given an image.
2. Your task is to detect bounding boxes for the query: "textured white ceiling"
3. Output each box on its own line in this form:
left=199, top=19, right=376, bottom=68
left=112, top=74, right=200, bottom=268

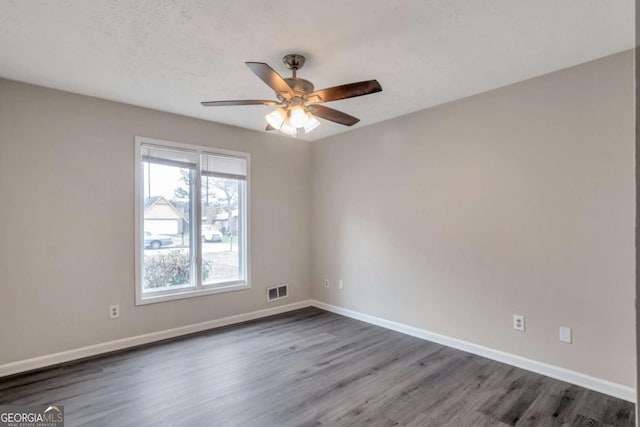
left=0, top=1, right=634, bottom=141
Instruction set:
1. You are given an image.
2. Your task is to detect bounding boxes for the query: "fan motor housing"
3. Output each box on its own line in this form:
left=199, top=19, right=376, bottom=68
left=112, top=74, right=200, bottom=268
left=284, top=78, right=314, bottom=96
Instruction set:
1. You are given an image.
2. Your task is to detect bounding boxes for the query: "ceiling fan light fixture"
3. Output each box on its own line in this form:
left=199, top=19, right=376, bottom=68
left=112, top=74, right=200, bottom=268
left=266, top=107, right=287, bottom=129
left=288, top=105, right=309, bottom=128
left=202, top=54, right=382, bottom=137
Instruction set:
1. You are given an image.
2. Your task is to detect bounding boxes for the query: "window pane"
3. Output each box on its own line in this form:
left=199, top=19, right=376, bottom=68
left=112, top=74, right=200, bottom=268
left=142, top=160, right=193, bottom=291
left=201, top=175, right=243, bottom=285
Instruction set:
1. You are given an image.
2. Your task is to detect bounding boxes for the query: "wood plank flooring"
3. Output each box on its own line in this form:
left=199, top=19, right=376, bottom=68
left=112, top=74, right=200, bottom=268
left=0, top=307, right=635, bottom=426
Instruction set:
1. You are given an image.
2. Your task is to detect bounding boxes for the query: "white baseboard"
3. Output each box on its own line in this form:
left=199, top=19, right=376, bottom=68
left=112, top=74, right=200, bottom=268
left=0, top=300, right=312, bottom=378
left=1, top=298, right=635, bottom=403
left=310, top=300, right=636, bottom=403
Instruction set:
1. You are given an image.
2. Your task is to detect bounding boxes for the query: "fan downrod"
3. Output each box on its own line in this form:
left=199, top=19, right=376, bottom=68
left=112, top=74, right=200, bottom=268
left=282, top=54, right=313, bottom=94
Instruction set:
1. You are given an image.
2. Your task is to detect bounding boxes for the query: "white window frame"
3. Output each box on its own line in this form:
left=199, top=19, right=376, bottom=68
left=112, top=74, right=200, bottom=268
left=134, top=136, right=251, bottom=305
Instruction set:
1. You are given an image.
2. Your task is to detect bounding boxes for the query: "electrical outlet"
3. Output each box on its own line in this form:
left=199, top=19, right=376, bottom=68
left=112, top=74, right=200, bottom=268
left=109, top=304, right=120, bottom=319
left=338, top=279, right=343, bottom=290
left=324, top=279, right=330, bottom=288
left=513, top=314, right=525, bottom=331
left=559, top=327, right=572, bottom=343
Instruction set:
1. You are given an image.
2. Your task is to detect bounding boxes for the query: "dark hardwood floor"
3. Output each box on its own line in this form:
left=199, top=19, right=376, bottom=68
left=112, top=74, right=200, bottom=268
left=0, top=307, right=634, bottom=426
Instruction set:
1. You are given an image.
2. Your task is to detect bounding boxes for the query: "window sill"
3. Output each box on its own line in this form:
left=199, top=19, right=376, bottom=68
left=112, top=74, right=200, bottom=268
left=135, top=282, right=250, bottom=306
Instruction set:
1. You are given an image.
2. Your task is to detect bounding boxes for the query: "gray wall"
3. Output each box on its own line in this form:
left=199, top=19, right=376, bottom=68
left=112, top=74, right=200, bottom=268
left=635, top=0, right=639, bottom=412
left=0, top=79, right=312, bottom=364
left=311, top=51, right=635, bottom=387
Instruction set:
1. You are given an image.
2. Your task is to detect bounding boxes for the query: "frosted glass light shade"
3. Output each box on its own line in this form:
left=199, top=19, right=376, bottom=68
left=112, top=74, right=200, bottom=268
left=266, top=108, right=286, bottom=129
left=279, top=120, right=298, bottom=136
left=304, top=114, right=320, bottom=133
left=289, top=105, right=309, bottom=128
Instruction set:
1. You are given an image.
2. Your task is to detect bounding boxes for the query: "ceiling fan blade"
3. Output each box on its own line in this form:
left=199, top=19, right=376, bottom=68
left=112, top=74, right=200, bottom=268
left=311, top=105, right=360, bottom=126
left=307, top=80, right=382, bottom=103
left=245, top=62, right=294, bottom=98
left=201, top=100, right=279, bottom=107
left=265, top=124, right=276, bottom=131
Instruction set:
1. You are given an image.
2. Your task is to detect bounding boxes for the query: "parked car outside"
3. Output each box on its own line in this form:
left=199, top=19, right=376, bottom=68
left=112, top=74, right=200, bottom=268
left=202, top=225, right=223, bottom=242
left=144, top=231, right=174, bottom=249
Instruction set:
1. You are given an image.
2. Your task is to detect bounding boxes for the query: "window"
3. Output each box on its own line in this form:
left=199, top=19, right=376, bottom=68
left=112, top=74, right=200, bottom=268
left=135, top=136, right=250, bottom=305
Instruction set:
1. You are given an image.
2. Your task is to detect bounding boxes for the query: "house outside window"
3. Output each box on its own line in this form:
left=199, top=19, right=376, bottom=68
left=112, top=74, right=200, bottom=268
left=134, top=136, right=250, bottom=305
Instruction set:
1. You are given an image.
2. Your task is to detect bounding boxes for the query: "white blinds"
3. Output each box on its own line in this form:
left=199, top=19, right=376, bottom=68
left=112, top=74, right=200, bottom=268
left=201, top=154, right=247, bottom=180
left=141, top=145, right=197, bottom=169
left=141, top=144, right=247, bottom=180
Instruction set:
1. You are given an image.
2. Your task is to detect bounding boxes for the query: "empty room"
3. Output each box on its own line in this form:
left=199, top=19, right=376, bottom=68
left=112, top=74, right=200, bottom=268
left=0, top=1, right=637, bottom=426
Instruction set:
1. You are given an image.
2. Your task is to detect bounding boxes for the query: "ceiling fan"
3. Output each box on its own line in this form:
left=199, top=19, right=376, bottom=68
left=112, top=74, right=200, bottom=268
left=201, top=54, right=382, bottom=137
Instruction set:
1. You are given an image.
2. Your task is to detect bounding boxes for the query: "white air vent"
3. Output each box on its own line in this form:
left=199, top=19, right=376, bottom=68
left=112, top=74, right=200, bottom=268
left=267, top=284, right=289, bottom=302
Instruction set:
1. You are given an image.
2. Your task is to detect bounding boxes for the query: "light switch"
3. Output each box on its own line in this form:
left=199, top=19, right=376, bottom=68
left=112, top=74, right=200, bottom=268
left=559, top=327, right=572, bottom=344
